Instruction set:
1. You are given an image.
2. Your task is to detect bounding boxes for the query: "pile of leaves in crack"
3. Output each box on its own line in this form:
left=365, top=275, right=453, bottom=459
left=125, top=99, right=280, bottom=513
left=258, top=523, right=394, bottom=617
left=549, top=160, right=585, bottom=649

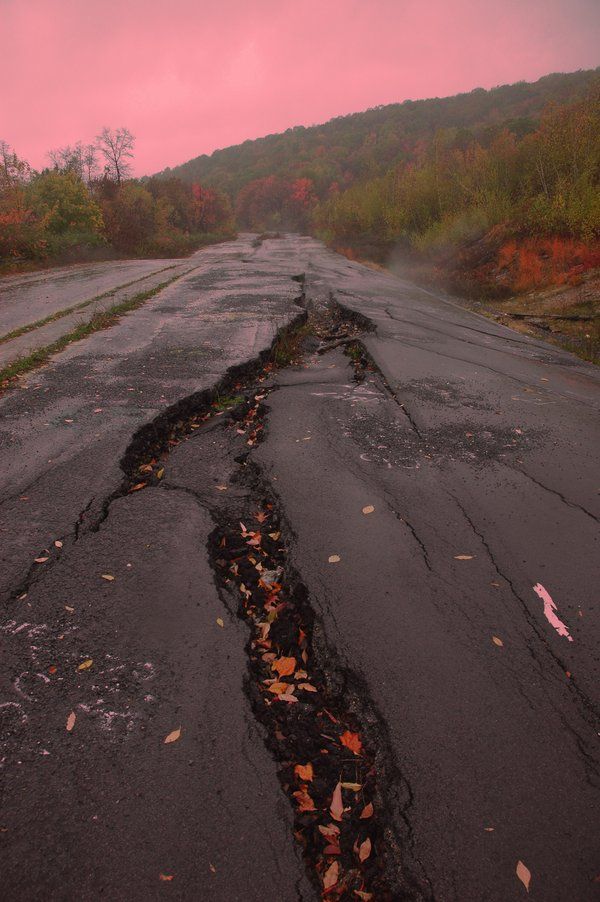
left=213, top=407, right=384, bottom=900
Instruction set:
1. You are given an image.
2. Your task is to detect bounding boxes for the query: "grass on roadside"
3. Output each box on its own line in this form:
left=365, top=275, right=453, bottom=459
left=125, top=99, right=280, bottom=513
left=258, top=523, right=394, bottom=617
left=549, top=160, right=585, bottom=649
left=0, top=270, right=192, bottom=390
left=0, top=264, right=179, bottom=346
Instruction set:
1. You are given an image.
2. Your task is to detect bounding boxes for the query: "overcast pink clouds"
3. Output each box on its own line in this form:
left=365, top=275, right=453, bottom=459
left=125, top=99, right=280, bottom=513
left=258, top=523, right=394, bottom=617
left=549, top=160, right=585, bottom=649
left=1, top=0, right=598, bottom=175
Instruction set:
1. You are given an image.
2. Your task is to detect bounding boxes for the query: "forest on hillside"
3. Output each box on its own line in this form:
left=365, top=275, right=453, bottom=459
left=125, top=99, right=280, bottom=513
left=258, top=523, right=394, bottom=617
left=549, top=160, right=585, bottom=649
left=160, top=68, right=600, bottom=298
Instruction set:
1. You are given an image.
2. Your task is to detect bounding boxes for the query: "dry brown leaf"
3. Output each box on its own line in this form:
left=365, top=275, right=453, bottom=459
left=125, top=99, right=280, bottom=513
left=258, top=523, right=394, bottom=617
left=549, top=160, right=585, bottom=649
left=34, top=557, right=49, bottom=564
left=358, top=837, right=372, bottom=862
left=454, top=554, right=474, bottom=560
left=216, top=617, right=224, bottom=628
left=492, top=636, right=504, bottom=647
left=272, top=656, right=296, bottom=677
left=267, top=682, right=290, bottom=695
left=341, top=782, right=362, bottom=791
left=362, top=505, right=375, bottom=515
left=295, top=762, right=314, bottom=782
left=323, top=860, right=339, bottom=891
left=293, top=788, right=316, bottom=811
left=164, top=728, right=181, bottom=744
left=268, top=531, right=281, bottom=540
left=354, top=892, right=373, bottom=900
left=279, top=693, right=298, bottom=703
left=65, top=605, right=75, bottom=613
left=330, top=781, right=344, bottom=821
left=360, top=802, right=374, bottom=819
left=328, top=554, right=341, bottom=563
left=340, top=730, right=362, bottom=755
left=77, top=659, right=93, bottom=671
left=129, top=482, right=147, bottom=493
left=216, top=485, right=228, bottom=491
left=318, top=823, right=340, bottom=838
left=516, top=860, right=531, bottom=892
left=298, top=682, right=318, bottom=692
left=66, top=711, right=76, bottom=732
left=101, top=574, right=115, bottom=581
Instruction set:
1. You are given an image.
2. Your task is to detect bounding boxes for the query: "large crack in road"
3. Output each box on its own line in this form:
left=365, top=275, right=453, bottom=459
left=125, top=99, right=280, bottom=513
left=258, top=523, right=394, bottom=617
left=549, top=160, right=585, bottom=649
left=1, top=234, right=599, bottom=901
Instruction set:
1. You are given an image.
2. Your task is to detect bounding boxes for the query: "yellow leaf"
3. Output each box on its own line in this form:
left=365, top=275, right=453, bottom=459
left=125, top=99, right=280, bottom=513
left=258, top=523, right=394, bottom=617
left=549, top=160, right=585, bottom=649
left=516, top=860, right=531, bottom=892
left=328, top=554, right=341, bottom=563
left=341, top=782, right=362, bottom=791
left=298, top=682, right=318, bottom=692
left=77, top=659, right=93, bottom=671
left=164, top=728, right=181, bottom=744
left=267, top=682, right=290, bottom=695
left=66, top=711, right=76, bottom=732
left=156, top=468, right=164, bottom=480
left=454, top=554, right=474, bottom=560
left=362, top=505, right=375, bottom=515
left=216, top=617, right=224, bottom=628
left=492, top=636, right=504, bottom=647
left=101, top=574, right=115, bottom=581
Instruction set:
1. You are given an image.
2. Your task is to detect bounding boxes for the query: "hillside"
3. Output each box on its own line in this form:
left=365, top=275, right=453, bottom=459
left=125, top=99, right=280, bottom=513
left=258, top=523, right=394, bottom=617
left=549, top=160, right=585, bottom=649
left=157, top=69, right=599, bottom=198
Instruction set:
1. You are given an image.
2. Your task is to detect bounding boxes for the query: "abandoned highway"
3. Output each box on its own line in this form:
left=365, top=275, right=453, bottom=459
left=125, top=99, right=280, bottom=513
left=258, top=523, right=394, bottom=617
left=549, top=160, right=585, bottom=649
left=0, top=234, right=598, bottom=900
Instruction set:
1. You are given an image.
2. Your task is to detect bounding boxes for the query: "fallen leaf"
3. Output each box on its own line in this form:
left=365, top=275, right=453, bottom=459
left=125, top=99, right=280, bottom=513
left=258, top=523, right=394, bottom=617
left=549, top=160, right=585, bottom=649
left=328, top=554, right=341, bottom=563
left=340, top=730, right=362, bottom=755
left=272, top=656, right=296, bottom=677
left=129, top=482, right=147, bottom=492
left=77, top=659, right=93, bottom=671
left=66, top=711, right=76, bottom=732
left=293, top=788, right=316, bottom=811
left=216, top=485, right=228, bottom=491
left=48, top=665, right=57, bottom=674
left=267, top=682, right=290, bottom=695
left=484, top=826, right=494, bottom=832
left=34, top=557, right=49, bottom=564
left=216, top=617, right=224, bottom=628
left=295, top=762, right=314, bottom=782
left=298, top=682, right=318, bottom=692
left=360, top=802, right=374, bottom=819
left=323, top=860, right=339, bottom=891
left=454, top=554, right=474, bottom=560
left=341, top=782, right=362, bottom=791
left=101, top=574, right=115, bottom=581
left=318, top=823, right=340, bottom=838
left=279, top=693, right=298, bottom=703
left=209, top=863, right=216, bottom=874
left=54, top=540, right=63, bottom=548
left=354, top=892, right=373, bottom=900
left=164, top=728, right=181, bottom=744
left=362, top=505, right=375, bottom=515
left=516, top=860, right=531, bottom=893
left=268, top=531, right=281, bottom=540
left=492, top=636, right=504, bottom=647
left=159, top=874, right=173, bottom=882
left=330, top=781, right=344, bottom=821
left=156, top=468, right=164, bottom=480
left=64, top=605, right=75, bottom=613
left=358, top=837, right=372, bottom=862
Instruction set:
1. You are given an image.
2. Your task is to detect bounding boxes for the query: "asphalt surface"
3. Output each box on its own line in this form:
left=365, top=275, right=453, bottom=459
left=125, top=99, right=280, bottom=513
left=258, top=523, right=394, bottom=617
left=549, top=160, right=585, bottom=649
left=1, top=234, right=598, bottom=900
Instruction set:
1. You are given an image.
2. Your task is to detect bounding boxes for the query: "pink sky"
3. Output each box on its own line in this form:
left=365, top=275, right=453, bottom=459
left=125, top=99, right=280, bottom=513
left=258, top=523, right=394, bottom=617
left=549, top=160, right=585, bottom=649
left=1, top=0, right=598, bottom=176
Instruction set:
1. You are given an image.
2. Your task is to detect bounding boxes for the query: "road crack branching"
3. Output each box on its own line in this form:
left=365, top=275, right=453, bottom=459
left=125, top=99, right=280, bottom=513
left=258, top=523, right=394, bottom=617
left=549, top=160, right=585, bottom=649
left=92, top=301, right=431, bottom=900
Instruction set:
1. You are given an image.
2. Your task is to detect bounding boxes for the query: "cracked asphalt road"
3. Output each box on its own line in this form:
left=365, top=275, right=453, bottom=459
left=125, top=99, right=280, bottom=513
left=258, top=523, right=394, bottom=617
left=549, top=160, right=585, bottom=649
left=1, top=234, right=598, bottom=900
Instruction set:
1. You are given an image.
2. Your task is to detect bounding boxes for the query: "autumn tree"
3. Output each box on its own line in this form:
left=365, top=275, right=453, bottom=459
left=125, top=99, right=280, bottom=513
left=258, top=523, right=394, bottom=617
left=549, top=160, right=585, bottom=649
left=96, top=127, right=135, bottom=185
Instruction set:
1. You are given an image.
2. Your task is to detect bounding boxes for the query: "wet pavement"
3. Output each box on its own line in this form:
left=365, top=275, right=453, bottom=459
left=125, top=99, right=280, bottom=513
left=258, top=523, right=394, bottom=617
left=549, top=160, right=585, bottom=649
left=0, top=234, right=598, bottom=900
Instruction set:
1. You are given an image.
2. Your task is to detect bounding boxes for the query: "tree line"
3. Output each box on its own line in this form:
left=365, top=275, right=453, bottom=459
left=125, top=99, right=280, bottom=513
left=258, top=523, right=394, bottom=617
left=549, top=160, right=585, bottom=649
left=0, top=128, right=234, bottom=268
